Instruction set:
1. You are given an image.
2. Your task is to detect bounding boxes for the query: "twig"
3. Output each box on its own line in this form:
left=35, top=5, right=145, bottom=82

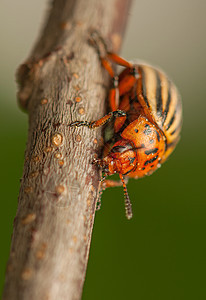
left=3, top=0, right=132, bottom=299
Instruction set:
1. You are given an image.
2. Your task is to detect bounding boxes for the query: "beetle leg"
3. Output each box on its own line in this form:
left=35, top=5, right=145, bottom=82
left=107, top=52, right=132, bottom=69
left=69, top=110, right=126, bottom=129
left=103, top=53, right=139, bottom=111
left=96, top=174, right=129, bottom=211
left=96, top=172, right=107, bottom=211
left=98, top=172, right=132, bottom=220
left=119, top=174, right=133, bottom=220
left=96, top=178, right=129, bottom=212
left=97, top=55, right=120, bottom=111
left=106, top=53, right=139, bottom=99
left=102, top=177, right=129, bottom=189
left=88, top=30, right=120, bottom=111
left=108, top=75, right=119, bottom=111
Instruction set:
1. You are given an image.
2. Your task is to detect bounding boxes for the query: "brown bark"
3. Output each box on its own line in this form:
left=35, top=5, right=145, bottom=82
left=3, top=0, right=132, bottom=299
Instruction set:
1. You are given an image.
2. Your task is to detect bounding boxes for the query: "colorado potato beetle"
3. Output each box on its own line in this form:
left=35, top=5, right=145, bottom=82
left=69, top=31, right=182, bottom=219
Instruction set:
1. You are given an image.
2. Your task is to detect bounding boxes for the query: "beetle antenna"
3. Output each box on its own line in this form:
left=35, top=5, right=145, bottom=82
left=96, top=173, right=107, bottom=211
left=119, top=174, right=133, bottom=220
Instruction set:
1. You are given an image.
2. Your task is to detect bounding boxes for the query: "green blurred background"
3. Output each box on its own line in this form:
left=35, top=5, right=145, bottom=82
left=0, top=1, right=205, bottom=299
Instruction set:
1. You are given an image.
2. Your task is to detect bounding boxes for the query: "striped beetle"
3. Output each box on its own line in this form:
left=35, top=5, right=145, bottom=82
left=69, top=32, right=182, bottom=219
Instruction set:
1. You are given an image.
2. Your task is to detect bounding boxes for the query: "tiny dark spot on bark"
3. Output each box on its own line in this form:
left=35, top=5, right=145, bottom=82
left=42, top=51, right=52, bottom=60
left=54, top=46, right=62, bottom=52
left=67, top=100, right=73, bottom=106
left=53, top=122, right=61, bottom=129
left=67, top=52, right=75, bottom=61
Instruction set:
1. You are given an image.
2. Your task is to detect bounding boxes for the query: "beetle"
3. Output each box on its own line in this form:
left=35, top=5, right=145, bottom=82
left=69, top=31, right=182, bottom=219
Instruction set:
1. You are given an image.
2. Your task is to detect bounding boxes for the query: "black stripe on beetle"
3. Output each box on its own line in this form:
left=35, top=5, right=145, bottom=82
left=170, top=120, right=182, bottom=135
left=155, top=70, right=163, bottom=116
left=144, top=148, right=159, bottom=155
left=166, top=138, right=179, bottom=149
left=162, top=81, right=171, bottom=125
left=144, top=155, right=158, bottom=166
left=123, top=165, right=137, bottom=175
left=149, top=139, right=154, bottom=144
left=139, top=66, right=150, bottom=109
left=165, top=94, right=181, bottom=131
left=156, top=130, right=160, bottom=142
left=165, top=112, right=176, bottom=131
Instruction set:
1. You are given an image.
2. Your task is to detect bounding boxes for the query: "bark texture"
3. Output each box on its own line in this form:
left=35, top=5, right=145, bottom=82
left=3, top=0, right=132, bottom=299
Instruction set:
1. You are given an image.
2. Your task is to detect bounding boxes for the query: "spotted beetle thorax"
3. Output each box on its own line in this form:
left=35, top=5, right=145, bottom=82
left=107, top=115, right=166, bottom=178
left=102, top=140, right=137, bottom=176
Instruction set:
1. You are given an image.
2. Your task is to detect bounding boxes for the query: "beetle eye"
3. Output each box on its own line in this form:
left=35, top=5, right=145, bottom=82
left=110, top=143, right=134, bottom=154
left=110, top=146, right=126, bottom=153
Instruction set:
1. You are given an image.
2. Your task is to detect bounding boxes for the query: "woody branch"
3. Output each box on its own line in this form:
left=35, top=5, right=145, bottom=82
left=3, top=0, right=132, bottom=299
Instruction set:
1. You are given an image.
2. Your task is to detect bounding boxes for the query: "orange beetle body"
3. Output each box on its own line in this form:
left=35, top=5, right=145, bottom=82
left=103, top=116, right=166, bottom=179
left=70, top=33, right=182, bottom=219
left=101, top=62, right=182, bottom=183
